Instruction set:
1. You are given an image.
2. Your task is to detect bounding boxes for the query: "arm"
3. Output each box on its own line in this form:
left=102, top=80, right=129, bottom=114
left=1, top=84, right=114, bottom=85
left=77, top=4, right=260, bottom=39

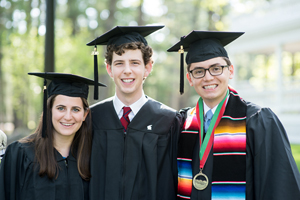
left=246, top=106, right=300, bottom=199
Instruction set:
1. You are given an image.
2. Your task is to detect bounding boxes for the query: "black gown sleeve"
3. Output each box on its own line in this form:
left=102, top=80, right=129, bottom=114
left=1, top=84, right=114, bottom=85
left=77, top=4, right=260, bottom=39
left=246, top=106, right=300, bottom=199
left=0, top=141, right=31, bottom=200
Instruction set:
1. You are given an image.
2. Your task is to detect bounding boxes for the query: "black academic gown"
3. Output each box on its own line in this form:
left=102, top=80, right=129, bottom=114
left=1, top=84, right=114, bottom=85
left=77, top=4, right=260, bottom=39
left=89, top=97, right=182, bottom=200
left=0, top=141, right=89, bottom=200
left=184, top=101, right=300, bottom=200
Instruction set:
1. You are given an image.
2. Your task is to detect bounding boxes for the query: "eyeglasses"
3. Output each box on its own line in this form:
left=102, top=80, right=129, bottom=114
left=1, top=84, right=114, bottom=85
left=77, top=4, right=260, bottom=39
left=189, top=65, right=229, bottom=79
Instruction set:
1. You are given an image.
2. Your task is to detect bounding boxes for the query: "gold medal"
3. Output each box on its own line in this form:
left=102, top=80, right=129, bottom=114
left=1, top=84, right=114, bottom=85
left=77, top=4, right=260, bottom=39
left=193, top=170, right=208, bottom=190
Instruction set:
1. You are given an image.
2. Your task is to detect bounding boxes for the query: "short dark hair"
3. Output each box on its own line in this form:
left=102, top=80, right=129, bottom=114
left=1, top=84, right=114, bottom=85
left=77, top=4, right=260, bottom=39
left=105, top=42, right=153, bottom=66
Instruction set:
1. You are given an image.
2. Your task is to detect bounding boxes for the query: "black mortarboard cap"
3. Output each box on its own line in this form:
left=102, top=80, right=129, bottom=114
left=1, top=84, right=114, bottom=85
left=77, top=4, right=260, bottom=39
left=167, top=31, right=244, bottom=94
left=86, top=25, right=164, bottom=99
left=28, top=72, right=106, bottom=138
left=87, top=25, right=164, bottom=47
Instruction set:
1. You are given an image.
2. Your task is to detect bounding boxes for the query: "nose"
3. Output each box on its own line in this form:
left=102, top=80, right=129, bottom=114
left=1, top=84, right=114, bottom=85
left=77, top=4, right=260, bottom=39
left=203, top=69, right=214, bottom=81
left=123, top=62, right=132, bottom=74
left=64, top=110, right=73, bottom=120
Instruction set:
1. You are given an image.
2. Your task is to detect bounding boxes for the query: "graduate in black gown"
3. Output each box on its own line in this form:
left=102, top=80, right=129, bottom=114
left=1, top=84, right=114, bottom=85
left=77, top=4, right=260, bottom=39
left=0, top=72, right=106, bottom=200
left=167, top=31, right=300, bottom=199
left=86, top=26, right=182, bottom=200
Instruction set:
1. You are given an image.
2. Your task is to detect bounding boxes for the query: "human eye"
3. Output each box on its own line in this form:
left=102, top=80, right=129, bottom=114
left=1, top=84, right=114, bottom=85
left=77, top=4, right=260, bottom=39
left=56, top=106, right=65, bottom=111
left=113, top=60, right=124, bottom=66
left=72, top=107, right=81, bottom=112
left=193, top=68, right=204, bottom=75
left=211, top=66, right=222, bottom=73
left=131, top=60, right=141, bottom=66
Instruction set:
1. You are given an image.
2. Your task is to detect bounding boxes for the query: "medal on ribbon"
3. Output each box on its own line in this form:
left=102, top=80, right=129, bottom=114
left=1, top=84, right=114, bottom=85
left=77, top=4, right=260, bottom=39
left=193, top=89, right=229, bottom=190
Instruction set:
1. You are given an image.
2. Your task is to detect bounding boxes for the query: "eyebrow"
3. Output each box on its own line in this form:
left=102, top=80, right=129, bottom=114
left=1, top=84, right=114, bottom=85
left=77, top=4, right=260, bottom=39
left=113, top=59, right=142, bottom=64
left=55, top=105, right=82, bottom=109
left=193, top=63, right=224, bottom=69
left=130, top=59, right=142, bottom=62
left=113, top=60, right=124, bottom=64
left=55, top=104, right=66, bottom=107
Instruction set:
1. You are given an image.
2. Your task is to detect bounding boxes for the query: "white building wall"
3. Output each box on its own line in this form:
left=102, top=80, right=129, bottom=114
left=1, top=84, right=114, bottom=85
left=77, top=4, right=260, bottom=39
left=227, top=0, right=300, bottom=143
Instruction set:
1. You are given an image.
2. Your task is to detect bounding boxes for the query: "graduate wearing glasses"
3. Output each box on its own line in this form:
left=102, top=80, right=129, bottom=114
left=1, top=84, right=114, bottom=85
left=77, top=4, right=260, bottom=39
left=168, top=31, right=300, bottom=200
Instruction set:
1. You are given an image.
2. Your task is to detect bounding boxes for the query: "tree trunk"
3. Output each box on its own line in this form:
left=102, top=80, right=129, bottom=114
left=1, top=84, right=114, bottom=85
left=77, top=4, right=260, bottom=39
left=0, top=32, right=5, bottom=123
left=137, top=0, right=144, bottom=25
left=44, top=0, right=55, bottom=72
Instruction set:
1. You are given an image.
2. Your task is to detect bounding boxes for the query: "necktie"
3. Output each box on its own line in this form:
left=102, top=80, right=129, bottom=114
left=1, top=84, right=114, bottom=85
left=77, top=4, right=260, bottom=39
left=120, top=106, right=131, bottom=132
left=204, top=109, right=213, bottom=133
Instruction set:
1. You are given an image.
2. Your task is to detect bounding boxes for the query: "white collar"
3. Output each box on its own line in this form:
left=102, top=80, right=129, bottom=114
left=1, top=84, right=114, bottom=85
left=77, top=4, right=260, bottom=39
left=203, top=95, right=230, bottom=115
left=113, top=91, right=148, bottom=121
left=203, top=102, right=218, bottom=115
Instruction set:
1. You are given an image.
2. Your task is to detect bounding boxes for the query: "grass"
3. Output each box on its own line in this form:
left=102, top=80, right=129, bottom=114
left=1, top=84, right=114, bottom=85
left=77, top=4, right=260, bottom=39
left=291, top=144, right=300, bottom=172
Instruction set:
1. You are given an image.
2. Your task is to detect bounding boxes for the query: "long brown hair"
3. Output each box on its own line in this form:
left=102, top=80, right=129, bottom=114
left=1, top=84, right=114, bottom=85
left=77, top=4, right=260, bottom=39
left=20, top=95, right=92, bottom=180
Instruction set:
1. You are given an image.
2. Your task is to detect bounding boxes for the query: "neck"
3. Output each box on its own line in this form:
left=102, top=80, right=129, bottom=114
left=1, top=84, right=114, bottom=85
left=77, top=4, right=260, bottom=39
left=203, top=88, right=229, bottom=109
left=204, top=101, right=218, bottom=109
left=116, top=90, right=143, bottom=106
left=53, top=134, right=74, bottom=158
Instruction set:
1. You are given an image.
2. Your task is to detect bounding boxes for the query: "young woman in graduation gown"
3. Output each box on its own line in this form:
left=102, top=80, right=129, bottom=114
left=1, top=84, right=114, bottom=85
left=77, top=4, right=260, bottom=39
left=0, top=72, right=105, bottom=200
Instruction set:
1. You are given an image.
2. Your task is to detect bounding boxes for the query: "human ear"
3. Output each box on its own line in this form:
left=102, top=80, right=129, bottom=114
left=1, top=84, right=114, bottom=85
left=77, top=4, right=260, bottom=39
left=229, top=65, right=234, bottom=79
left=106, top=64, right=113, bottom=78
left=186, top=72, right=193, bottom=86
left=83, top=109, right=89, bottom=121
left=144, top=61, right=153, bottom=78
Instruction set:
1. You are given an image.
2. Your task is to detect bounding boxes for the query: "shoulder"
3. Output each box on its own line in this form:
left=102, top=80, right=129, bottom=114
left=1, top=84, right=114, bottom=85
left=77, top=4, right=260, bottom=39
left=4, top=140, right=35, bottom=162
left=178, top=106, right=193, bottom=120
left=90, top=97, right=113, bottom=110
left=245, top=100, right=279, bottom=124
left=90, top=97, right=114, bottom=117
left=6, top=141, right=26, bottom=152
left=245, top=100, right=262, bottom=119
left=245, top=101, right=288, bottom=150
left=179, top=107, right=192, bottom=115
left=146, top=97, right=177, bottom=116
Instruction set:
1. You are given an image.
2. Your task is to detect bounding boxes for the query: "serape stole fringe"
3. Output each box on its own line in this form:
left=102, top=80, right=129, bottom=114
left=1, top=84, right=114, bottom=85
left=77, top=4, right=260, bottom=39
left=177, top=88, right=247, bottom=200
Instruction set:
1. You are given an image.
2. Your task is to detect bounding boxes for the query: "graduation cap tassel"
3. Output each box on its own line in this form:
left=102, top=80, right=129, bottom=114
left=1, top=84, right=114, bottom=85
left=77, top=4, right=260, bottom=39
left=92, top=46, right=99, bottom=100
left=42, top=79, right=47, bottom=138
left=179, top=37, right=185, bottom=95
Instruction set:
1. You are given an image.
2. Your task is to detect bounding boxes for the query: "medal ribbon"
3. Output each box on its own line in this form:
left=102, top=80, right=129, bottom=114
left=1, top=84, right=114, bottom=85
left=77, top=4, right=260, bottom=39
left=196, top=89, right=229, bottom=170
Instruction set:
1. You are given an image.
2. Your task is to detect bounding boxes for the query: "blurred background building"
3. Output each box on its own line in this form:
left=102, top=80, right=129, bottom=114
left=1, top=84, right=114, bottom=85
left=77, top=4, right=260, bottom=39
left=227, top=0, right=300, bottom=143
left=0, top=0, right=299, bottom=144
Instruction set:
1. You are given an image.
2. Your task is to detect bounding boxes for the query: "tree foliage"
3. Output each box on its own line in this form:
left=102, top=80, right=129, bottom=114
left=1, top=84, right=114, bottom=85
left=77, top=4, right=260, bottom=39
left=0, top=0, right=271, bottom=137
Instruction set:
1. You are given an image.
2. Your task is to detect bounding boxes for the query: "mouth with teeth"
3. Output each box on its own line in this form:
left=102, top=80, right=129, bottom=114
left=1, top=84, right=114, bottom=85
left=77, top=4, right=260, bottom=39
left=203, top=84, right=217, bottom=89
left=61, top=122, right=74, bottom=127
left=122, top=79, right=134, bottom=83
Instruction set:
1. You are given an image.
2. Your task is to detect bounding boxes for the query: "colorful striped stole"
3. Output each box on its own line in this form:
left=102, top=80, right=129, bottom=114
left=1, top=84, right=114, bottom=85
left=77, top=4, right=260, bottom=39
left=177, top=88, right=247, bottom=200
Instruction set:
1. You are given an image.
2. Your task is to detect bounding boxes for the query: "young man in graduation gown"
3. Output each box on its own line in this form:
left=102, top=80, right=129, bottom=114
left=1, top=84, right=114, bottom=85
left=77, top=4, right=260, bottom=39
left=167, top=31, right=300, bottom=199
left=87, top=26, right=182, bottom=200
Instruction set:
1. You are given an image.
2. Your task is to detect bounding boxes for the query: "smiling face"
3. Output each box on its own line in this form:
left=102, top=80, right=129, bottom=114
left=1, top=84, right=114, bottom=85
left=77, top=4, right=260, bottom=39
left=51, top=95, right=88, bottom=139
left=106, top=49, right=152, bottom=104
left=186, top=57, right=234, bottom=108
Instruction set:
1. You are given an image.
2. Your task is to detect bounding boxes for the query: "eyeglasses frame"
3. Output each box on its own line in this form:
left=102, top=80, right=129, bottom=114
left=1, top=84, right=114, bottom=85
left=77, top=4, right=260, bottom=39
left=189, top=65, right=230, bottom=79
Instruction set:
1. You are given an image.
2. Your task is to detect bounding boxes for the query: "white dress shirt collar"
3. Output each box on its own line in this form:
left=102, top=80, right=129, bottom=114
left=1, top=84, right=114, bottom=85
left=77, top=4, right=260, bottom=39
left=203, top=95, right=230, bottom=115
left=113, top=91, right=148, bottom=121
